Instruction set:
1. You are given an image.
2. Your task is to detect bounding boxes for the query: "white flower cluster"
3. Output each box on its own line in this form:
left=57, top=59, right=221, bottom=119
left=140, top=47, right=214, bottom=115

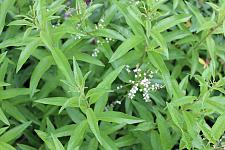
left=95, top=37, right=114, bottom=46
left=105, top=37, right=114, bottom=43
left=125, top=65, right=163, bottom=102
left=91, top=48, right=100, bottom=57
left=74, top=35, right=81, bottom=40
left=128, top=84, right=138, bottom=99
left=125, top=65, right=131, bottom=73
left=129, top=0, right=140, bottom=5
left=104, top=100, right=122, bottom=111
left=116, top=85, right=123, bottom=90
left=75, top=23, right=81, bottom=29
left=95, top=19, right=105, bottom=29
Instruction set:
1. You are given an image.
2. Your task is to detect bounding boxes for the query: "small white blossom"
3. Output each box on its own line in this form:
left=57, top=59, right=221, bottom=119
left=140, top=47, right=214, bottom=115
left=128, top=85, right=138, bottom=99
left=115, top=100, right=121, bottom=104
left=125, top=66, right=163, bottom=102
left=125, top=65, right=131, bottom=73
left=91, top=48, right=100, bottom=57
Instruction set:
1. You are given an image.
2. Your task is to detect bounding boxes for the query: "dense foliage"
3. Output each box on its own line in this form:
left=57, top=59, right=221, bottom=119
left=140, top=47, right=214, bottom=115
left=0, top=0, right=225, bottom=149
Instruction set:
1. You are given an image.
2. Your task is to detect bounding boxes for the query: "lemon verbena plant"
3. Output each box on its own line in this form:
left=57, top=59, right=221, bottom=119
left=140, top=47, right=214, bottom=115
left=0, top=0, right=225, bottom=150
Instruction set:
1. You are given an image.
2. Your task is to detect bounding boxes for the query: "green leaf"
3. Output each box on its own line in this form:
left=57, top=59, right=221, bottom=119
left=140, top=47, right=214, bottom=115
left=218, top=1, right=225, bottom=22
left=198, top=120, right=216, bottom=144
left=155, top=111, right=173, bottom=150
left=0, top=88, right=31, bottom=100
left=86, top=108, right=103, bottom=144
left=30, top=56, right=53, bottom=97
left=191, top=49, right=199, bottom=77
left=67, top=120, right=88, bottom=150
left=96, top=111, right=144, bottom=124
left=148, top=51, right=173, bottom=98
left=112, top=0, right=144, bottom=36
left=211, top=112, right=225, bottom=140
left=17, top=144, right=36, bottom=150
left=73, top=57, right=84, bottom=87
left=87, top=138, right=98, bottom=150
left=97, top=66, right=124, bottom=89
left=35, top=130, right=55, bottom=150
left=72, top=52, right=104, bottom=67
left=132, top=100, right=154, bottom=121
left=0, top=108, right=9, bottom=125
left=167, top=103, right=183, bottom=129
left=0, top=81, right=10, bottom=87
left=16, top=39, right=40, bottom=72
left=0, top=127, right=9, bottom=135
left=149, top=29, right=168, bottom=58
left=0, top=121, right=31, bottom=142
left=0, top=0, right=15, bottom=34
left=8, top=19, right=34, bottom=26
left=87, top=88, right=112, bottom=105
left=94, top=66, right=124, bottom=112
left=2, top=102, right=27, bottom=123
left=86, top=108, right=117, bottom=150
left=0, top=51, right=7, bottom=64
left=40, top=31, right=73, bottom=83
left=132, top=122, right=155, bottom=131
left=51, top=133, right=65, bottom=150
left=35, top=96, right=84, bottom=108
left=0, top=142, right=16, bottom=150
left=109, top=36, right=143, bottom=62
left=153, top=14, right=191, bottom=32
left=172, top=96, right=196, bottom=106
left=150, top=130, right=163, bottom=150
left=115, top=134, right=137, bottom=148
left=91, top=29, right=125, bottom=41
left=206, top=35, right=216, bottom=78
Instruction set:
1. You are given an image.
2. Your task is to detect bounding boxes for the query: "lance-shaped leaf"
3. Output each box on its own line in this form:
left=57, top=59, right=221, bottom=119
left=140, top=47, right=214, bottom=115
left=0, top=88, right=31, bottom=100
left=0, top=142, right=16, bottom=150
left=40, top=31, right=73, bottom=83
left=67, top=120, right=88, bottom=150
left=109, top=36, right=143, bottom=62
left=94, top=66, right=124, bottom=112
left=0, top=81, right=10, bottom=87
left=172, top=96, right=196, bottom=106
left=96, top=111, right=144, bottom=124
left=149, top=29, right=168, bottom=58
left=97, top=66, right=124, bottom=89
left=51, top=133, right=65, bottom=150
left=0, top=108, right=9, bottom=125
left=91, top=29, right=125, bottom=41
left=35, top=96, right=85, bottom=108
left=16, top=38, right=40, bottom=73
left=153, top=14, right=191, bottom=32
left=0, top=0, right=15, bottom=34
left=86, top=108, right=117, bottom=150
left=73, top=57, right=84, bottom=87
left=148, top=51, right=173, bottom=98
left=0, top=121, right=31, bottom=142
left=211, top=113, right=225, bottom=141
left=30, top=56, right=53, bottom=97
